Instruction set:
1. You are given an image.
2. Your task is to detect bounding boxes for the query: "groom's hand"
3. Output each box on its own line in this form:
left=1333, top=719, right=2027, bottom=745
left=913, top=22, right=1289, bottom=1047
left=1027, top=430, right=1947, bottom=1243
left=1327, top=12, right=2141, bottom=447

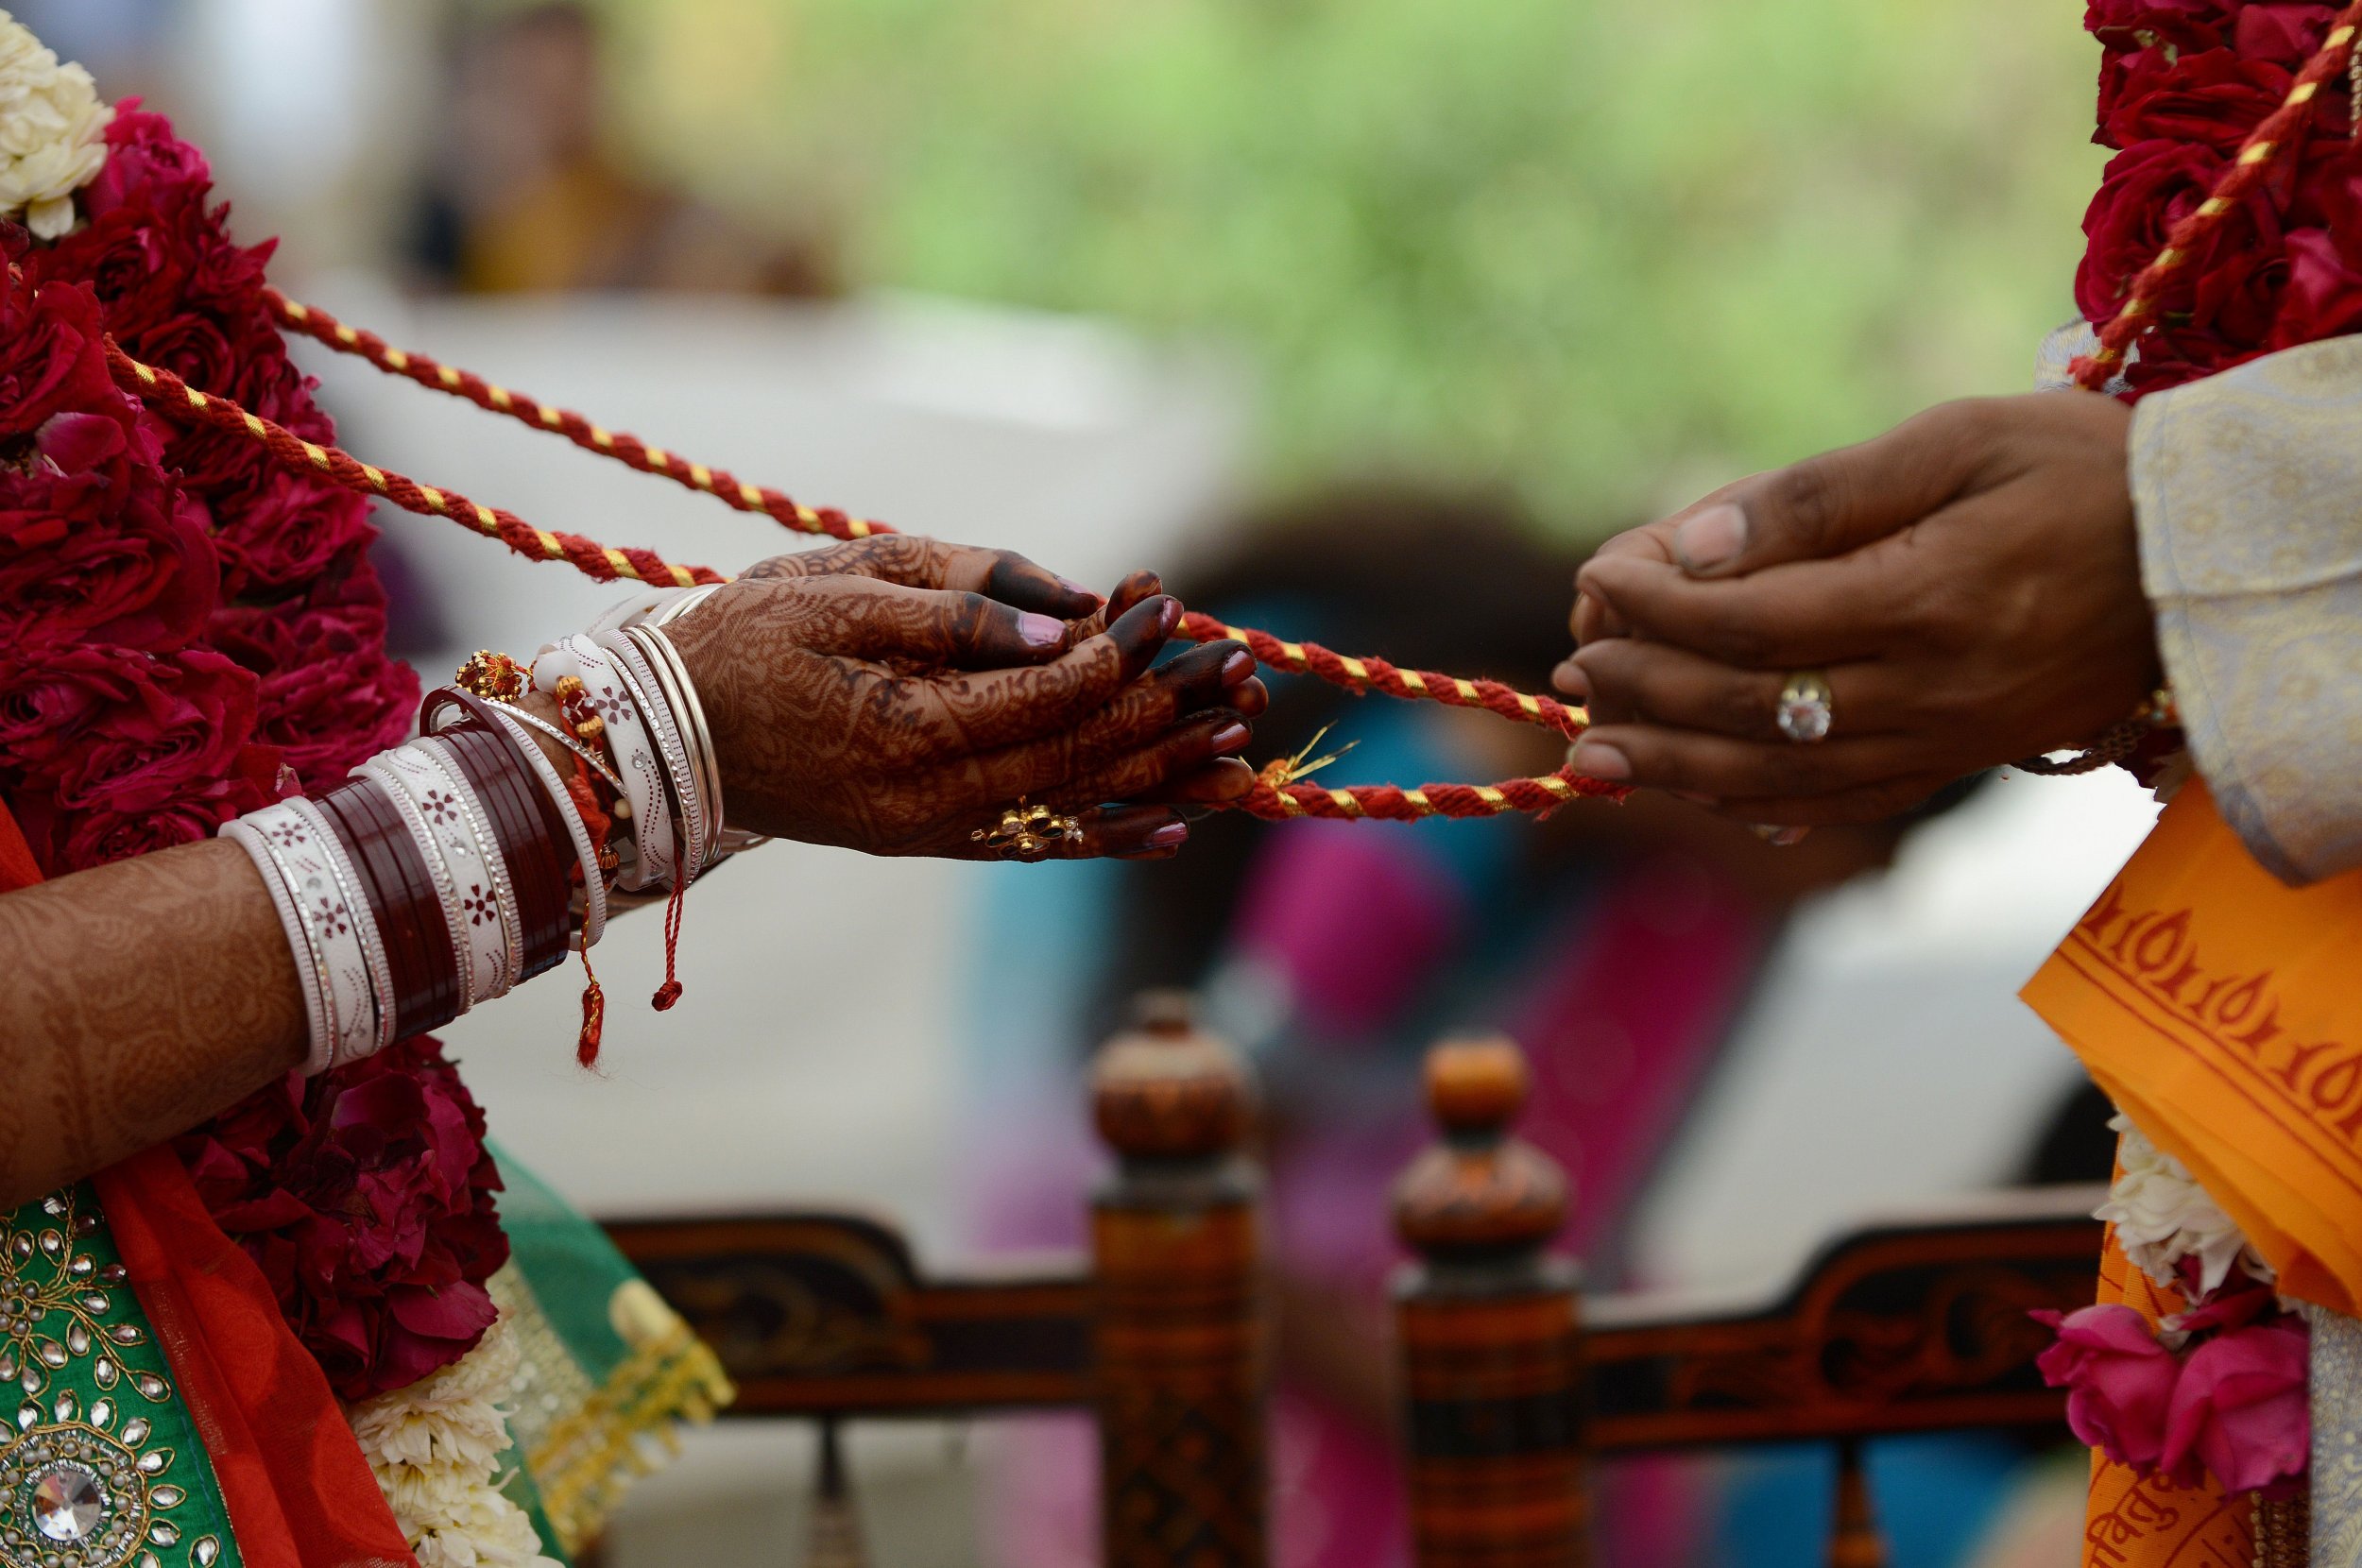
left=672, top=545, right=1265, bottom=859
left=1549, top=392, right=2159, bottom=825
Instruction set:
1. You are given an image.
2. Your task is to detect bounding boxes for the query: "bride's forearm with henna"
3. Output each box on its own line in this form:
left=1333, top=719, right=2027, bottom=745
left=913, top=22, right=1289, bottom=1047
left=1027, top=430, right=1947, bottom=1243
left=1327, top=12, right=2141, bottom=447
left=0, top=840, right=306, bottom=1209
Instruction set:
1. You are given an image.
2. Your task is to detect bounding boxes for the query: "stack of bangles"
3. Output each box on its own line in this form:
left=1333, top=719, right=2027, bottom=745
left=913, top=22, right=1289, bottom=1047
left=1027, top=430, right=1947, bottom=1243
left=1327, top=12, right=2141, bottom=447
left=219, top=585, right=747, bottom=1075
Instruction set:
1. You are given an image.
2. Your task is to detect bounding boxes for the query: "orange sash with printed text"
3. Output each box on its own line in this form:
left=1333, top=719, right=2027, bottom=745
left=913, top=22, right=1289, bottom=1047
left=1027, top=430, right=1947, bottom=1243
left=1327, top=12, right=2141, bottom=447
left=2025, top=781, right=2362, bottom=1567
left=2024, top=780, right=2362, bottom=1319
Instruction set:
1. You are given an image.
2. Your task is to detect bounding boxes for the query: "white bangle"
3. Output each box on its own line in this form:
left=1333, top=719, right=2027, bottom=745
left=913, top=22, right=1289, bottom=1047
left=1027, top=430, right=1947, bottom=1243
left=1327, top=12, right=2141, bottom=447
left=415, top=738, right=524, bottom=1002
left=284, top=797, right=393, bottom=1066
left=368, top=741, right=508, bottom=1007
left=221, top=811, right=336, bottom=1076
left=646, top=581, right=726, bottom=630
left=600, top=628, right=704, bottom=888
left=489, top=708, right=608, bottom=950
left=629, top=622, right=725, bottom=865
left=498, top=702, right=625, bottom=794
left=539, top=634, right=676, bottom=894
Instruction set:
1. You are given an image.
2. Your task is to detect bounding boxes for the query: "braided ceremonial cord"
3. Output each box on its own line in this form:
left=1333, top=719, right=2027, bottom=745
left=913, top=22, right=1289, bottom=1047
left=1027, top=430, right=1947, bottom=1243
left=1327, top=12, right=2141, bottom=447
left=105, top=342, right=724, bottom=588
left=262, top=289, right=885, bottom=545
left=110, top=334, right=1607, bottom=821
left=2073, top=2, right=2362, bottom=389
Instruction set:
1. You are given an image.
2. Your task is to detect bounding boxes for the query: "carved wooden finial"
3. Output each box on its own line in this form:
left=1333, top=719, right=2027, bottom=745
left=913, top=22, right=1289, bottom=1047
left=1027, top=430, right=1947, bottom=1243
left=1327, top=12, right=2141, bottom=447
left=1426, top=1034, right=1529, bottom=1133
left=1091, top=990, right=1252, bottom=1162
left=1393, top=1035, right=1569, bottom=1259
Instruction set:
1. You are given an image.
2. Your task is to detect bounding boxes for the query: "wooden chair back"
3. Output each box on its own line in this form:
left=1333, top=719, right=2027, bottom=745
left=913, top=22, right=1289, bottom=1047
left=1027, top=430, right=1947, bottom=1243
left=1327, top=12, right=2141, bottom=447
left=604, top=1014, right=2104, bottom=1567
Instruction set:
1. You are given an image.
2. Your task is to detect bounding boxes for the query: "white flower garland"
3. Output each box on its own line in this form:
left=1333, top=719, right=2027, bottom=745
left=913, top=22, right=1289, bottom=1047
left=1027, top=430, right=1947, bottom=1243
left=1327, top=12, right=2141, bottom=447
left=2097, top=1111, right=2273, bottom=1297
left=344, top=1316, right=563, bottom=1568
left=0, top=11, right=111, bottom=239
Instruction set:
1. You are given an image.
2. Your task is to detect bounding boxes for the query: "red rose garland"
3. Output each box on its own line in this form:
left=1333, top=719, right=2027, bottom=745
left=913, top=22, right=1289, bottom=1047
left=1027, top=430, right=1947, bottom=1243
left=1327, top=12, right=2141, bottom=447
left=2080, top=0, right=2362, bottom=397
left=0, top=103, right=505, bottom=1397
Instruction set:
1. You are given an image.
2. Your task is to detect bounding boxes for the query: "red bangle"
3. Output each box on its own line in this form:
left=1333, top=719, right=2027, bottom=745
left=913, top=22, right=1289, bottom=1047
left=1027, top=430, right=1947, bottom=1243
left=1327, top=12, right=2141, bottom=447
left=424, top=684, right=573, bottom=974
left=447, top=690, right=584, bottom=895
left=441, top=723, right=571, bottom=982
left=317, top=776, right=460, bottom=1037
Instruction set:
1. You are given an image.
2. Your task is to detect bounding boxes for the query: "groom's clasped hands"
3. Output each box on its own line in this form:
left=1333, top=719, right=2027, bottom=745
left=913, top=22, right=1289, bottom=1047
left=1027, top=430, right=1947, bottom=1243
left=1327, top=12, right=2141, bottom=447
left=1553, top=391, right=2165, bottom=827
left=664, top=536, right=1266, bottom=860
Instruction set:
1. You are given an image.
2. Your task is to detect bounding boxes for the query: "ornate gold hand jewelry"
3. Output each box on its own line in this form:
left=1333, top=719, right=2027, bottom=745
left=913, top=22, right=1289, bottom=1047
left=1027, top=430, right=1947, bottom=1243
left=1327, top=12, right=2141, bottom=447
left=972, top=800, right=1082, bottom=861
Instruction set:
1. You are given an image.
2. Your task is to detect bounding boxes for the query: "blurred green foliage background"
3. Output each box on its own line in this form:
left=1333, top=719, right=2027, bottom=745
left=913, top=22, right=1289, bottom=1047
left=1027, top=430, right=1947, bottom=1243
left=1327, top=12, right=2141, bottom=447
left=602, top=0, right=2104, bottom=537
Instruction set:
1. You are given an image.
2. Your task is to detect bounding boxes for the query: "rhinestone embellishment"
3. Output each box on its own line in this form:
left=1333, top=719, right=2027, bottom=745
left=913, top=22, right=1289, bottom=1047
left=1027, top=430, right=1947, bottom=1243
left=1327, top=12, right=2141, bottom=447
left=30, top=1464, right=103, bottom=1542
left=0, top=1192, right=189, bottom=1568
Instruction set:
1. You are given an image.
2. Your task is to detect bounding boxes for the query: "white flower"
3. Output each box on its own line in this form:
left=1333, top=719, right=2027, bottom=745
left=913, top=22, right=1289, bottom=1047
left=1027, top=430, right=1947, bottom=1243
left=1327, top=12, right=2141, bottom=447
left=407, top=1484, right=560, bottom=1568
left=0, top=11, right=111, bottom=239
left=2097, top=1112, right=2272, bottom=1297
left=344, top=1315, right=559, bottom=1568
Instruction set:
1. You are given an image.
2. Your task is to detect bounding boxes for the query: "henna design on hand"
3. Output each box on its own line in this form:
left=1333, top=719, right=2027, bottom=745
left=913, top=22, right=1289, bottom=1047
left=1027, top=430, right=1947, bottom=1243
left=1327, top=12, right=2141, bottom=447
left=666, top=553, right=1261, bottom=859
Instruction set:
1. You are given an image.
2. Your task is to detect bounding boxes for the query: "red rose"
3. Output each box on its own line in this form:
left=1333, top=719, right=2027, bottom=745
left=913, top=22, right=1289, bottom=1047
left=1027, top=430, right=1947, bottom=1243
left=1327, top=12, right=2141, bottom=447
left=0, top=644, right=155, bottom=773
left=48, top=757, right=277, bottom=873
left=123, top=312, right=238, bottom=399
left=2234, top=4, right=2340, bottom=66
left=81, top=102, right=213, bottom=220
left=2268, top=226, right=2362, bottom=345
left=0, top=410, right=217, bottom=657
left=176, top=1035, right=511, bottom=1401
left=34, top=207, right=196, bottom=341
left=2077, top=138, right=2233, bottom=325
left=212, top=573, right=420, bottom=791
left=2159, top=1317, right=2310, bottom=1494
left=2102, top=48, right=2291, bottom=153
left=0, top=278, right=116, bottom=437
left=206, top=468, right=376, bottom=596
left=21, top=644, right=259, bottom=814
left=2034, top=1304, right=2182, bottom=1470
left=2085, top=0, right=2238, bottom=54
left=160, top=338, right=328, bottom=506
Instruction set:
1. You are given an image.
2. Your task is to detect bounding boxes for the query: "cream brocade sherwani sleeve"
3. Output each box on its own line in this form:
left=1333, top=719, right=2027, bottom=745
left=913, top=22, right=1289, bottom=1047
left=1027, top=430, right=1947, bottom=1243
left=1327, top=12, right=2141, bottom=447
left=2119, top=335, right=2362, bottom=886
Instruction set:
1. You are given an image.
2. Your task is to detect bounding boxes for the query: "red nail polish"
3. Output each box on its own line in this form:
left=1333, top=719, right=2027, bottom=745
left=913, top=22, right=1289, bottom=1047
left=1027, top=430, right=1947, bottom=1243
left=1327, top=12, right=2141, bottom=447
left=1211, top=722, right=1250, bottom=754
left=1148, top=820, right=1189, bottom=848
left=1220, top=650, right=1255, bottom=685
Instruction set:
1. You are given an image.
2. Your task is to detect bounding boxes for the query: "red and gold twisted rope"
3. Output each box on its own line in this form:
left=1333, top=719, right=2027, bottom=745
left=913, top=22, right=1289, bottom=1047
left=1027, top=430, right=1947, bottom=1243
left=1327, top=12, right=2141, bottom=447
left=109, top=331, right=1605, bottom=822
left=2075, top=3, right=2362, bottom=388
left=263, top=289, right=883, bottom=545
left=106, top=342, right=723, bottom=588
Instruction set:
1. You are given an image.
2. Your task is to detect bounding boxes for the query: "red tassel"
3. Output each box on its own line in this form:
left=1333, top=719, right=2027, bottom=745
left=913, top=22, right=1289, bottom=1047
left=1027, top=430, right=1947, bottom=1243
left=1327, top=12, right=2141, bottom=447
left=652, top=879, right=688, bottom=1011
left=576, top=943, right=606, bottom=1067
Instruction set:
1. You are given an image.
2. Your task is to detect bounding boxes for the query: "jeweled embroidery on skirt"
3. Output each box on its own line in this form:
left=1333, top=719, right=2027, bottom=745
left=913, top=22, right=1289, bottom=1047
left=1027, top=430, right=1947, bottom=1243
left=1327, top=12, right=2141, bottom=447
left=0, top=1188, right=239, bottom=1568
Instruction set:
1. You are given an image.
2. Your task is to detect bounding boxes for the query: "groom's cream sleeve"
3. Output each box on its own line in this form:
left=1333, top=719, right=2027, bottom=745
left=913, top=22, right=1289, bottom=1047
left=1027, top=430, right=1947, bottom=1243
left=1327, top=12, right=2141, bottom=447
left=2123, top=335, right=2362, bottom=885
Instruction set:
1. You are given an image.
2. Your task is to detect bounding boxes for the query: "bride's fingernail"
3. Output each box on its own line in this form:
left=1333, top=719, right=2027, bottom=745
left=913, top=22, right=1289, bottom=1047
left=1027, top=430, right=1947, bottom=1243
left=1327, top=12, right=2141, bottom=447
left=1221, top=650, right=1256, bottom=686
left=1018, top=612, right=1066, bottom=650
left=1149, top=820, right=1190, bottom=848
left=1674, top=503, right=1747, bottom=573
left=1211, top=721, right=1251, bottom=755
left=1157, top=598, right=1183, bottom=635
left=1057, top=575, right=1102, bottom=602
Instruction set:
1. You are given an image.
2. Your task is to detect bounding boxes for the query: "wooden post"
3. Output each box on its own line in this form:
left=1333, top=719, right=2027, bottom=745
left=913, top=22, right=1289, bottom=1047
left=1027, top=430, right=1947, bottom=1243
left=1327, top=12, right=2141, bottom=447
left=1827, top=1440, right=1886, bottom=1568
left=1090, top=992, right=1268, bottom=1568
left=1393, top=1036, right=1586, bottom=1568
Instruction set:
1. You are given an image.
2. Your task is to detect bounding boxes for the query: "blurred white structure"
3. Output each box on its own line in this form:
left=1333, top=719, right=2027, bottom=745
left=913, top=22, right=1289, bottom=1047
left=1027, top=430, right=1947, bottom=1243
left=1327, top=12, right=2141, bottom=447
left=1632, top=765, right=2162, bottom=1293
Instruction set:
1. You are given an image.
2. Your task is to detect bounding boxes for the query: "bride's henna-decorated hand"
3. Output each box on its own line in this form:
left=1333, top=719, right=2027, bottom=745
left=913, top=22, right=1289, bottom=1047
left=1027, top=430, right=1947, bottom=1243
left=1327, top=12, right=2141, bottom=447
left=668, top=570, right=1265, bottom=859
left=740, top=535, right=1107, bottom=620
